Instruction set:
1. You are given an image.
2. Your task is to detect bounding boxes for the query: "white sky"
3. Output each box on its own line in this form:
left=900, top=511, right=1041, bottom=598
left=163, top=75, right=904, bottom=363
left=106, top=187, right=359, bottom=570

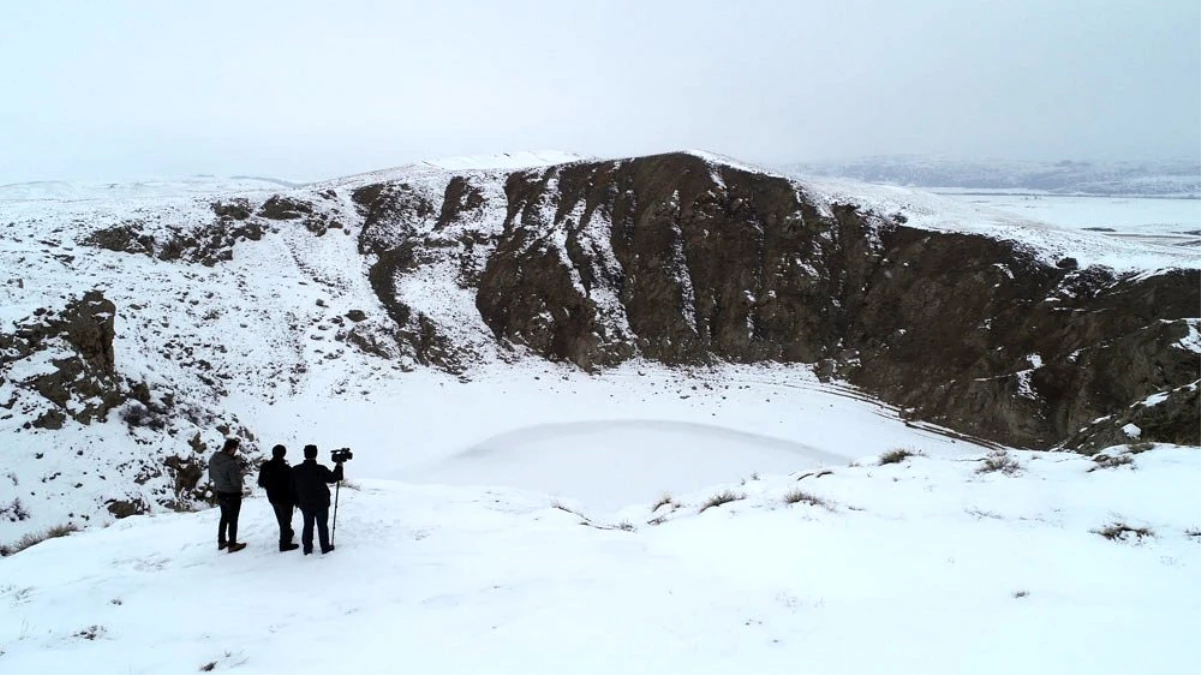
left=1, top=0, right=1198, bottom=183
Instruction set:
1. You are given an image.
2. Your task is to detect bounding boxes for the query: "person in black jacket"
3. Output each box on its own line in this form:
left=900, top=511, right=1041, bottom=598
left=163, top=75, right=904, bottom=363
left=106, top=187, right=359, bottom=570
left=291, top=444, right=344, bottom=555
left=257, top=444, right=300, bottom=552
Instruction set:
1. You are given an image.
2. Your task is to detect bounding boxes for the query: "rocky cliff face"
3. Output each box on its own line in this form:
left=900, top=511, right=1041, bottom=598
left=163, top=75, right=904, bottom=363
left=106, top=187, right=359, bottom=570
left=342, top=153, right=1198, bottom=450
left=1, top=291, right=261, bottom=523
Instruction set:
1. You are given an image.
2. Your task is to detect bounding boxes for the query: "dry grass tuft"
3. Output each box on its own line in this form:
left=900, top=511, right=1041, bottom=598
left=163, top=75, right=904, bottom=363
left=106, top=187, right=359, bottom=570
left=878, top=448, right=919, bottom=465
left=0, top=522, right=79, bottom=557
left=782, top=489, right=829, bottom=508
left=699, top=490, right=744, bottom=513
left=977, top=450, right=1022, bottom=475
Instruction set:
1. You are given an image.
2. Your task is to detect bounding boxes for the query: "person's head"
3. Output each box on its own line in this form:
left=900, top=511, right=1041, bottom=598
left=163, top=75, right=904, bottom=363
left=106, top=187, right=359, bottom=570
left=223, top=438, right=240, bottom=454
left=303, top=444, right=318, bottom=460
left=272, top=444, right=286, bottom=459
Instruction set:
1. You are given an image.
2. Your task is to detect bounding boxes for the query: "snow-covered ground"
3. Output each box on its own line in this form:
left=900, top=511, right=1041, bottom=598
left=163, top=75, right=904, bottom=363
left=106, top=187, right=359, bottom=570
left=2, top=444, right=1197, bottom=674
left=934, top=192, right=1200, bottom=249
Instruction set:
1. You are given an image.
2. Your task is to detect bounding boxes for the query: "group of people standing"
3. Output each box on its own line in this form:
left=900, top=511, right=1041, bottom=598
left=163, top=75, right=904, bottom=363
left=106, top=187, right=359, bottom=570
left=207, top=438, right=345, bottom=555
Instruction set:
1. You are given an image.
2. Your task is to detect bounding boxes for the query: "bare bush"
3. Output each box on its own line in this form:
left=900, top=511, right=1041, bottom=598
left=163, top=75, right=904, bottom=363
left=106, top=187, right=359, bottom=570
left=977, top=450, right=1022, bottom=475
left=699, top=490, right=744, bottom=513
left=1093, top=522, right=1154, bottom=542
left=1125, top=441, right=1154, bottom=454
left=878, top=448, right=919, bottom=465
left=75, top=625, right=105, bottom=640
left=651, top=493, right=675, bottom=512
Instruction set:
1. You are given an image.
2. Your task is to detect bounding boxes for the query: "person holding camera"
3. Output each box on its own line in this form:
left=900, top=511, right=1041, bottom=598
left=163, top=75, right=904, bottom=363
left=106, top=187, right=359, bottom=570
left=257, top=444, right=300, bottom=552
left=208, top=437, right=247, bottom=553
left=290, top=444, right=344, bottom=555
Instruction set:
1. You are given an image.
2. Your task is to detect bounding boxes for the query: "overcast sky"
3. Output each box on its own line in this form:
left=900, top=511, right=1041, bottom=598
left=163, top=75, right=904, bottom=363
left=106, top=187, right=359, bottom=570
left=1, top=0, right=1197, bottom=183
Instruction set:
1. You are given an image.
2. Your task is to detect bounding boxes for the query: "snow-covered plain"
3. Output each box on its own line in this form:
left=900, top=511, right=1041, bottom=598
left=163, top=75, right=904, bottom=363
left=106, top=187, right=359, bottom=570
left=935, top=192, right=1200, bottom=249
left=2, top=152, right=1200, bottom=673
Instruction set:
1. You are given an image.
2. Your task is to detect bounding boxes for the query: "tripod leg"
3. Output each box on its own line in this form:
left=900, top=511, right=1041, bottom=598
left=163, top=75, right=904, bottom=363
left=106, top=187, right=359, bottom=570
left=331, top=480, right=340, bottom=546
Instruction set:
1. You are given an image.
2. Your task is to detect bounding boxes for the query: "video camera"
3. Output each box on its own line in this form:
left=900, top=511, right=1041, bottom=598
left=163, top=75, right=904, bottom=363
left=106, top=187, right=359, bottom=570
left=331, top=447, right=353, bottom=463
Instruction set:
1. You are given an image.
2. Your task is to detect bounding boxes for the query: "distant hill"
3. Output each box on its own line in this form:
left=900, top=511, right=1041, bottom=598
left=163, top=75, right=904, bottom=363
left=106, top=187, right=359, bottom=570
left=779, top=156, right=1200, bottom=198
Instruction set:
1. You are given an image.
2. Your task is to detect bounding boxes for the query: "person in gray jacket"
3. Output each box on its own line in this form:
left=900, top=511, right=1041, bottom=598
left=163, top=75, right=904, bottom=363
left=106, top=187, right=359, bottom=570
left=208, top=437, right=247, bottom=553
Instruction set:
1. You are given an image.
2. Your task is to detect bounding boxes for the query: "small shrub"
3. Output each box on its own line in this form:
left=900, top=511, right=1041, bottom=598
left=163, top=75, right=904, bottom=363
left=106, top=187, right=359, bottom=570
left=699, top=490, right=744, bottom=513
left=1012, top=590, right=1029, bottom=599
left=200, top=662, right=217, bottom=673
left=1125, top=441, right=1154, bottom=455
left=647, top=515, right=668, bottom=526
left=75, top=625, right=105, bottom=640
left=617, top=521, right=636, bottom=532
left=878, top=448, right=918, bottom=465
left=977, top=450, right=1022, bottom=475
left=782, top=489, right=828, bottom=508
left=1089, top=453, right=1134, bottom=472
left=1185, top=528, right=1201, bottom=541
left=1094, top=522, right=1154, bottom=542
left=965, top=507, right=1002, bottom=520
left=651, top=493, right=675, bottom=512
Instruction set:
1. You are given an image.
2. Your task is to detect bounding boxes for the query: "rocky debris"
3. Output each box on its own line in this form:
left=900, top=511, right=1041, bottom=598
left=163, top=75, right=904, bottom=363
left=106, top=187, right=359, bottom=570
left=83, top=221, right=156, bottom=255
left=211, top=198, right=253, bottom=221
left=81, top=218, right=265, bottom=266
left=258, top=195, right=313, bottom=220
left=258, top=194, right=342, bottom=236
left=105, top=498, right=148, bottom=519
left=345, top=309, right=367, bottom=322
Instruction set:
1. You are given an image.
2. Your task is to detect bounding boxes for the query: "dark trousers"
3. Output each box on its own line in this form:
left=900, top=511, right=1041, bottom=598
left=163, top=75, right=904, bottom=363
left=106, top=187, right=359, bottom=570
left=300, top=507, right=330, bottom=553
left=271, top=502, right=295, bottom=548
left=216, top=492, right=242, bottom=545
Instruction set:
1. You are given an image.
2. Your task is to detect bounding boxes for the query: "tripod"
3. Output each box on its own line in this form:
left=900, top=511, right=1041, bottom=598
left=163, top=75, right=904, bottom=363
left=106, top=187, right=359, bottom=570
left=331, top=478, right=341, bottom=546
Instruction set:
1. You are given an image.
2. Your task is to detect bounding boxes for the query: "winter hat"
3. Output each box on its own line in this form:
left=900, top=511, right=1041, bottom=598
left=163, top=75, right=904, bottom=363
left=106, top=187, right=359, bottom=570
left=272, top=444, right=286, bottom=459
left=303, top=444, right=318, bottom=459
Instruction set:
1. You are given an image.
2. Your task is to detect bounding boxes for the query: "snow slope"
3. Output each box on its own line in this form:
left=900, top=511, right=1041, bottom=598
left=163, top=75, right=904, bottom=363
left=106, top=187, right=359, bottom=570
left=1, top=446, right=1197, bottom=674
